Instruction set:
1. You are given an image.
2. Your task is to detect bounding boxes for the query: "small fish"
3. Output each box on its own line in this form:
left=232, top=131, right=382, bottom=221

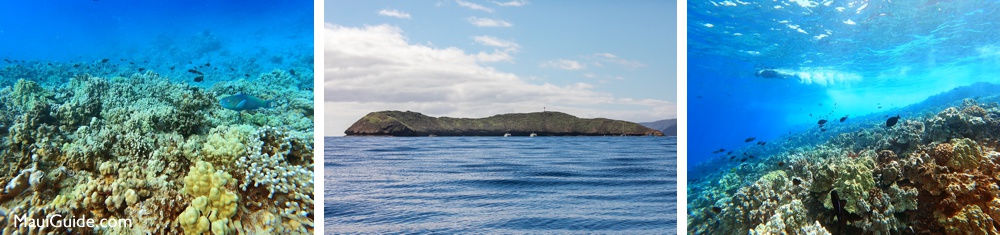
left=730, top=156, right=735, bottom=161
left=73, top=64, right=81, bottom=68
left=748, top=155, right=755, bottom=159
left=740, top=158, right=746, bottom=162
left=878, top=106, right=883, bottom=109
left=101, top=58, right=109, bottom=63
left=204, top=62, right=211, bottom=67
left=219, top=93, right=274, bottom=111
left=886, top=115, right=901, bottom=127
left=818, top=119, right=828, bottom=125
left=289, top=69, right=296, bottom=76
left=188, top=69, right=203, bottom=75
left=840, top=115, right=848, bottom=122
left=711, top=207, right=722, bottom=213
left=792, top=178, right=801, bottom=185
left=745, top=137, right=756, bottom=142
left=726, top=151, right=732, bottom=155
left=831, top=190, right=846, bottom=222
left=757, top=141, right=766, bottom=146
left=777, top=161, right=784, bottom=167
left=170, top=66, right=175, bottom=70
left=821, top=128, right=827, bottom=132
left=809, top=114, right=813, bottom=117
left=194, top=76, right=204, bottom=82
left=743, top=152, right=748, bottom=156
left=138, top=68, right=145, bottom=72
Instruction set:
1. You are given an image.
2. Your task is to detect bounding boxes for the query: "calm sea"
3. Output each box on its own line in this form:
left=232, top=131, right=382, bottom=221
left=325, top=136, right=676, bottom=234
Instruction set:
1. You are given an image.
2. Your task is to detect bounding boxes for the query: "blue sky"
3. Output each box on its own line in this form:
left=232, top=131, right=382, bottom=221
left=325, top=0, right=676, bottom=135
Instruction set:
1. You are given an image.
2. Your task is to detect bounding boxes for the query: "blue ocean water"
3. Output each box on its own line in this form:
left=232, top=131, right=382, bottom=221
left=0, top=0, right=313, bottom=86
left=325, top=137, right=676, bottom=234
left=687, top=1, right=1000, bottom=175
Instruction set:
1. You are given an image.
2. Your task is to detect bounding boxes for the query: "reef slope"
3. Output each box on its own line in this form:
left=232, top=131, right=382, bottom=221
left=345, top=111, right=665, bottom=136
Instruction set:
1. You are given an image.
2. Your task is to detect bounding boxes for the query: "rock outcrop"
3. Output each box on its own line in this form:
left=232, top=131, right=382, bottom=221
left=345, top=111, right=666, bottom=137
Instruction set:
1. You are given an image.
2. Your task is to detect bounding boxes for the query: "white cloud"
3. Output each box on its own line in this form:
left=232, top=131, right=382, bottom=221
left=456, top=0, right=494, bottom=12
left=492, top=0, right=528, bottom=6
left=589, top=53, right=645, bottom=69
left=472, top=35, right=519, bottom=50
left=324, top=24, right=674, bottom=135
left=467, top=17, right=512, bottom=27
left=540, top=59, right=584, bottom=70
left=377, top=9, right=411, bottom=19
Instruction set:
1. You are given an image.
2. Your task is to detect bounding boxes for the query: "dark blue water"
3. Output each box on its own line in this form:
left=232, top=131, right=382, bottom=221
left=687, top=1, right=1000, bottom=175
left=325, top=137, right=676, bottom=234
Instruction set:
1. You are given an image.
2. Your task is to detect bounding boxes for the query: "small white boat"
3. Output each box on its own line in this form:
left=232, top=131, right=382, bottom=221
left=529, top=133, right=537, bottom=137
left=504, top=133, right=511, bottom=137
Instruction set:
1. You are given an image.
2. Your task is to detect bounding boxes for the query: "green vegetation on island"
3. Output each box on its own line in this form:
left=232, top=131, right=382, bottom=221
left=345, top=110, right=665, bottom=137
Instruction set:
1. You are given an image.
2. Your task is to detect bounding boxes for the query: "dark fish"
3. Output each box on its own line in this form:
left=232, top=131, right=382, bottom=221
left=73, top=64, right=81, bottom=68
left=187, top=69, right=203, bottom=75
left=740, top=158, right=746, bottom=162
left=745, top=137, right=756, bottom=142
left=757, top=141, right=766, bottom=146
left=821, top=128, right=827, bottom=132
left=138, top=68, right=145, bottom=72
left=219, top=93, right=273, bottom=111
left=809, top=114, right=813, bottom=117
left=883, top=115, right=889, bottom=118
left=818, top=119, right=828, bottom=125
left=886, top=115, right=901, bottom=127
left=244, top=74, right=250, bottom=77
left=289, top=69, right=296, bottom=76
left=129, top=61, right=135, bottom=65
left=730, top=156, right=735, bottom=161
left=743, top=152, right=748, bottom=156
left=749, top=155, right=755, bottom=159
left=718, top=148, right=725, bottom=152
left=792, top=178, right=801, bottom=185
left=726, top=151, right=732, bottom=155
left=170, top=66, right=175, bottom=70
left=878, top=106, right=883, bottom=109
left=101, top=58, right=109, bottom=63
left=831, top=190, right=845, bottom=222
left=204, top=62, right=211, bottom=67
left=194, top=76, right=204, bottom=82
left=777, top=161, right=784, bottom=167
left=840, top=115, right=848, bottom=122
left=2, top=59, right=9, bottom=63
left=711, top=207, right=722, bottom=213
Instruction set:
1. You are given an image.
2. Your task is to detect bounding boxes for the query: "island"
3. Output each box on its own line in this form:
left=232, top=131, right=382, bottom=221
left=345, top=110, right=666, bottom=137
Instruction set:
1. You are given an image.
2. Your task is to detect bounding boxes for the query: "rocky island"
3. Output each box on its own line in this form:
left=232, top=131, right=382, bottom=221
left=345, top=110, right=665, bottom=137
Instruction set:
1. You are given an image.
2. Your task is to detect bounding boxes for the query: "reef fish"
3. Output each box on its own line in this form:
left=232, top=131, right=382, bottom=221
left=840, top=115, right=848, bottom=122
left=831, top=190, right=847, bottom=222
left=745, top=137, right=756, bottom=142
left=818, top=119, right=828, bottom=125
left=886, top=115, right=901, bottom=127
left=219, top=93, right=273, bottom=111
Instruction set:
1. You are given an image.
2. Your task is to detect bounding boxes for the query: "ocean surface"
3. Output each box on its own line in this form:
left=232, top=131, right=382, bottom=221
left=326, top=137, right=677, bottom=234
left=687, top=1, right=1000, bottom=234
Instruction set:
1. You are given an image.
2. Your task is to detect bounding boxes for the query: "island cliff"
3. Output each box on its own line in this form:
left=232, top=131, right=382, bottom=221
left=345, top=111, right=666, bottom=137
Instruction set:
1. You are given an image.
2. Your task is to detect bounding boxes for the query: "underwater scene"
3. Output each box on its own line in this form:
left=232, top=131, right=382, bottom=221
left=688, top=1, right=1000, bottom=234
left=0, top=1, right=313, bottom=234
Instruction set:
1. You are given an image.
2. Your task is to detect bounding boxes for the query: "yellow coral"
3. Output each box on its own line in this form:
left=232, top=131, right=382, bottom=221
left=178, top=161, right=239, bottom=235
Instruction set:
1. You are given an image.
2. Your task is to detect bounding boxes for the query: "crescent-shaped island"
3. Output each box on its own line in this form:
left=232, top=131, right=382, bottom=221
left=345, top=110, right=666, bottom=137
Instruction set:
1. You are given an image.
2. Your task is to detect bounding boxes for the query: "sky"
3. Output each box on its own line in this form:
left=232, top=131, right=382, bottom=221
left=324, top=0, right=676, bottom=136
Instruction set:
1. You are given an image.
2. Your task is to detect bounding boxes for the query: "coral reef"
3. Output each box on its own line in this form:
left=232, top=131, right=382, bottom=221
left=689, top=98, right=1000, bottom=234
left=0, top=63, right=313, bottom=234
